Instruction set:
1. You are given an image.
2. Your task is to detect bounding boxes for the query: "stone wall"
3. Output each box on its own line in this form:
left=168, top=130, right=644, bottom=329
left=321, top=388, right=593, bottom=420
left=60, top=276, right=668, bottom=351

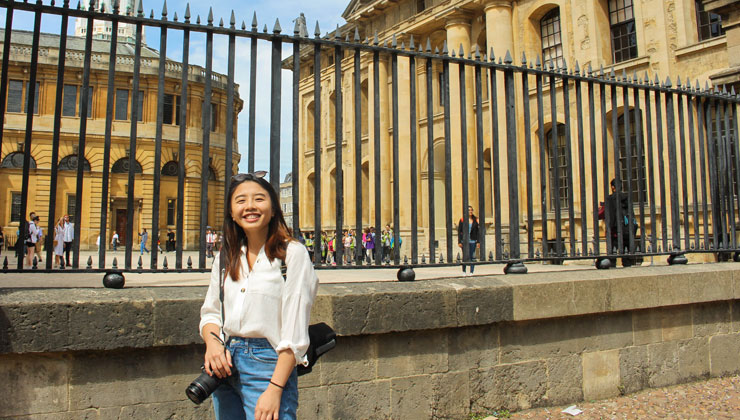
left=1, top=264, right=739, bottom=419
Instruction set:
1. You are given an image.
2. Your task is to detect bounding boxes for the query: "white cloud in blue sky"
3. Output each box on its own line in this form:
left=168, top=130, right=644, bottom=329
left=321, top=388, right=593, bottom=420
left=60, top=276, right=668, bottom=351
left=1, top=0, right=349, bottom=181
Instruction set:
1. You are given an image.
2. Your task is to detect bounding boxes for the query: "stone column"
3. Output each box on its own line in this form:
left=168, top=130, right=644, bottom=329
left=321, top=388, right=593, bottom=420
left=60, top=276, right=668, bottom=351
left=446, top=15, right=477, bottom=221
left=484, top=1, right=514, bottom=58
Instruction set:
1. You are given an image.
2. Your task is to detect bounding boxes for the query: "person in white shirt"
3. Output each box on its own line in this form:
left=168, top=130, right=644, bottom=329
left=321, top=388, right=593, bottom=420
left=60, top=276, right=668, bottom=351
left=62, top=214, right=74, bottom=267
left=111, top=231, right=119, bottom=251
left=54, top=217, right=65, bottom=268
left=199, top=171, right=318, bottom=420
left=24, top=213, right=38, bottom=268
left=206, top=229, right=215, bottom=258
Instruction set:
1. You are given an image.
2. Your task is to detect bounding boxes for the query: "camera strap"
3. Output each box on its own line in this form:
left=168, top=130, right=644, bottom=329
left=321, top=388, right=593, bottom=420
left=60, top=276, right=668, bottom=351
left=218, top=250, right=226, bottom=344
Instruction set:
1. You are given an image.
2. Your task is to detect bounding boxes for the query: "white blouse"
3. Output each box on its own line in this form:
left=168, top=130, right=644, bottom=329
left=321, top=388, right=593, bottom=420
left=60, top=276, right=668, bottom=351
left=199, top=241, right=319, bottom=366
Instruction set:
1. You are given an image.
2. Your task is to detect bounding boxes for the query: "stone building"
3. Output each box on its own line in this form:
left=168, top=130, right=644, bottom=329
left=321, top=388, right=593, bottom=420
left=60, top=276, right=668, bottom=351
left=0, top=29, right=242, bottom=250
left=292, top=0, right=730, bottom=255
left=280, top=172, right=294, bottom=228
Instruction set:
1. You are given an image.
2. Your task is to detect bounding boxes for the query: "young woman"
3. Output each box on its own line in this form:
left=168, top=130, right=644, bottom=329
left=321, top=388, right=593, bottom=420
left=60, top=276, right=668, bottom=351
left=457, top=206, right=480, bottom=276
left=54, top=217, right=65, bottom=268
left=199, top=171, right=318, bottom=420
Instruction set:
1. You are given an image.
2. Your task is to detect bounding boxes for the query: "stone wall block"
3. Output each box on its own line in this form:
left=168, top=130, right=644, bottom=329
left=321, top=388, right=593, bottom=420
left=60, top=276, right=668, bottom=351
left=608, top=274, right=660, bottom=311
left=619, top=345, right=648, bottom=395
left=545, top=355, right=583, bottom=406
left=658, top=272, right=694, bottom=306
left=677, top=338, right=710, bottom=381
left=67, top=289, right=156, bottom=351
left=431, top=371, right=470, bottom=419
left=390, top=375, right=433, bottom=419
left=572, top=278, right=611, bottom=316
left=511, top=280, right=574, bottom=320
left=377, top=329, right=448, bottom=378
left=327, top=380, right=391, bottom=420
left=709, top=333, right=740, bottom=376
left=320, top=334, right=377, bottom=385
left=500, top=312, right=632, bottom=364
left=296, top=386, right=329, bottom=420
left=149, top=288, right=203, bottom=346
left=582, top=350, right=620, bottom=401
left=0, top=303, right=70, bottom=353
left=0, top=354, right=68, bottom=418
left=1, top=409, right=99, bottom=420
left=447, top=324, right=498, bottom=372
left=454, top=278, right=512, bottom=325
left=692, top=302, right=731, bottom=337
left=470, top=361, right=547, bottom=412
left=688, top=270, right=733, bottom=303
left=112, top=401, right=213, bottom=420
left=68, top=346, right=202, bottom=410
left=661, top=306, right=692, bottom=342
left=647, top=341, right=680, bottom=388
left=732, top=300, right=740, bottom=333
left=632, top=308, right=662, bottom=346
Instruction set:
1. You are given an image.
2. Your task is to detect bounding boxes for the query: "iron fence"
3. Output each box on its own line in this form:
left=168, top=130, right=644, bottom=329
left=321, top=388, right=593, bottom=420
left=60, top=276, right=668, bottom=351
left=1, top=0, right=739, bottom=276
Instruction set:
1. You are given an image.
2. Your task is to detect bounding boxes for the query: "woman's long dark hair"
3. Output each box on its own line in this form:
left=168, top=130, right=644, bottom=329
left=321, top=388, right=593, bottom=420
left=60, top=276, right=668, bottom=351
left=222, top=174, right=293, bottom=282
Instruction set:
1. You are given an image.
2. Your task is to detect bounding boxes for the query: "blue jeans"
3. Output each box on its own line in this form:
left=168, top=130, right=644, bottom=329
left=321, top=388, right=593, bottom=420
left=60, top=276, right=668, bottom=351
left=213, top=337, right=298, bottom=420
left=462, top=242, right=477, bottom=274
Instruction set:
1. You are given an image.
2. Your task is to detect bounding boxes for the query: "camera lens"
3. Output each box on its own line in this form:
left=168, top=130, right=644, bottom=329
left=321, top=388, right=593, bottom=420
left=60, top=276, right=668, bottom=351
left=186, top=382, right=209, bottom=405
left=185, top=370, right=224, bottom=405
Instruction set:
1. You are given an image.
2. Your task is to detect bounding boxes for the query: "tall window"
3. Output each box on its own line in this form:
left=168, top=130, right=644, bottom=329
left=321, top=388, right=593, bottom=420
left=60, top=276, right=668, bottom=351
left=6, top=80, right=39, bottom=114
left=163, top=94, right=181, bottom=125
left=540, top=8, right=563, bottom=68
left=546, top=124, right=570, bottom=210
left=617, top=109, right=647, bottom=202
left=167, top=199, right=176, bottom=225
left=115, top=89, right=128, bottom=120
left=416, top=0, right=426, bottom=13
left=608, top=0, right=638, bottom=63
left=67, top=195, right=76, bottom=220
left=696, top=0, right=724, bottom=41
left=63, top=84, right=77, bottom=116
left=11, top=192, right=22, bottom=223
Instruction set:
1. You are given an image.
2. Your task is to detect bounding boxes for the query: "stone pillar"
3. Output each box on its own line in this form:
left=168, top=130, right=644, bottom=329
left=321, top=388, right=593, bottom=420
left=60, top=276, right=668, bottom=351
left=379, top=56, right=392, bottom=227
left=484, top=1, right=514, bottom=58
left=446, top=15, right=477, bottom=221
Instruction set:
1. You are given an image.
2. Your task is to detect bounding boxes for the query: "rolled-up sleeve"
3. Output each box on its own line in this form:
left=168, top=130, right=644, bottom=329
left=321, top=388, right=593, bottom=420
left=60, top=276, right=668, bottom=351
left=276, top=242, right=319, bottom=366
left=199, top=253, right=223, bottom=339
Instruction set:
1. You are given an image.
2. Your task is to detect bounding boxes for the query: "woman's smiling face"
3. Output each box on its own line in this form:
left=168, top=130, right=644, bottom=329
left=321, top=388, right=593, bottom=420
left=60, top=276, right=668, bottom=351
left=231, top=181, right=273, bottom=235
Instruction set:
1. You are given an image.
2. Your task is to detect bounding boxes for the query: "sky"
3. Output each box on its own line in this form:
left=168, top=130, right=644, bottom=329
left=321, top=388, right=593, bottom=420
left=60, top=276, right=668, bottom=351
left=0, top=0, right=350, bottom=181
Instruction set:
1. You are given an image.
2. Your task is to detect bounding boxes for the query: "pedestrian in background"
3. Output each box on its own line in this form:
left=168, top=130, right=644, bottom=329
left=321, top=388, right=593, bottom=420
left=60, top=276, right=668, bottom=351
left=62, top=214, right=74, bottom=267
left=111, top=231, right=119, bottom=251
left=0, top=228, right=4, bottom=257
left=139, top=228, right=149, bottom=254
left=457, top=206, right=480, bottom=276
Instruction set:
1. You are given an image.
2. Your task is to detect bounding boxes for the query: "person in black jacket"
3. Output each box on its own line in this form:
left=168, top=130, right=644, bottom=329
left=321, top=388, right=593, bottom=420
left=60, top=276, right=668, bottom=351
left=599, top=179, right=638, bottom=266
left=457, top=206, right=480, bottom=276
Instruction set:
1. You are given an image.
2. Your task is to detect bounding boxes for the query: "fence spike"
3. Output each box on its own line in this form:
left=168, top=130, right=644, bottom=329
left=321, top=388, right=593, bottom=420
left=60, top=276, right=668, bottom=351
left=137, top=256, right=143, bottom=270
left=535, top=249, right=541, bottom=258
left=535, top=54, right=541, bottom=69
left=252, top=11, right=258, bottom=31
left=206, top=7, right=213, bottom=25
left=273, top=18, right=282, bottom=34
left=334, top=24, right=341, bottom=40
left=89, top=0, right=94, bottom=11
left=458, top=43, right=465, bottom=58
left=391, top=33, right=397, bottom=48
left=653, top=74, right=660, bottom=86
left=498, top=57, right=503, bottom=64
left=315, top=21, right=322, bottom=38
left=196, top=15, right=201, bottom=25
left=561, top=59, right=568, bottom=72
left=400, top=41, right=406, bottom=50
left=187, top=256, right=193, bottom=270
left=354, top=27, right=360, bottom=42
left=488, top=251, right=493, bottom=261
left=87, top=256, right=93, bottom=269
left=440, top=253, right=444, bottom=263
left=573, top=60, right=579, bottom=74
left=475, top=45, right=481, bottom=60
left=32, top=257, right=38, bottom=270
left=609, top=67, right=616, bottom=80
left=173, top=11, right=178, bottom=21
left=150, top=9, right=154, bottom=18
left=112, top=0, right=119, bottom=13
left=456, top=253, right=461, bottom=263
left=99, top=2, right=105, bottom=12
left=241, top=20, right=246, bottom=30
left=451, top=49, right=456, bottom=58
left=732, top=86, right=737, bottom=97
left=137, top=0, right=144, bottom=16
left=76, top=0, right=81, bottom=10
left=409, top=34, right=415, bottom=50
left=442, top=40, right=448, bottom=56
left=504, top=50, right=513, bottom=64
left=722, top=84, right=728, bottom=95
left=421, top=254, right=426, bottom=264
left=112, top=257, right=118, bottom=269
left=263, top=24, right=268, bottom=33
left=64, top=0, right=71, bottom=8
left=2, top=257, right=7, bottom=270
left=520, top=51, right=527, bottom=66
left=676, top=75, right=682, bottom=88
left=586, top=63, right=593, bottom=76
left=160, top=0, right=167, bottom=18
left=184, top=3, right=190, bottom=22
left=219, top=18, right=223, bottom=27
left=230, top=11, right=235, bottom=28
left=163, top=256, right=168, bottom=270
left=434, top=46, right=440, bottom=55
left=404, top=255, right=408, bottom=264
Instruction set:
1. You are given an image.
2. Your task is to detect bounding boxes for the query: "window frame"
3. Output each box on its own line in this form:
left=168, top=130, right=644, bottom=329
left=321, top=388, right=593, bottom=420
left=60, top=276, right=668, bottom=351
left=540, top=8, right=564, bottom=69
left=617, top=109, right=647, bottom=203
left=546, top=123, right=570, bottom=210
left=695, top=0, right=725, bottom=42
left=608, top=0, right=638, bottom=63
left=10, top=192, right=22, bottom=223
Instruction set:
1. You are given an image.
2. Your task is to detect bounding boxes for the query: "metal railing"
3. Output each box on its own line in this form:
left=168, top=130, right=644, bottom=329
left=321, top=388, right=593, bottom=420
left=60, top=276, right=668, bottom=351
left=1, top=0, right=739, bottom=276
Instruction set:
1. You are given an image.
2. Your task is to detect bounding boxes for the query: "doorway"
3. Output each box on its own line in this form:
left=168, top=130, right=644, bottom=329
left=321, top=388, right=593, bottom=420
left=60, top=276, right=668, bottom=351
left=116, top=209, right=127, bottom=245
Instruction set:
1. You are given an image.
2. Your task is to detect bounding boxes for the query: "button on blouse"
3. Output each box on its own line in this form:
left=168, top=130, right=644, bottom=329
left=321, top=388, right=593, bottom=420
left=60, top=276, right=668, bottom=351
left=199, top=241, right=319, bottom=366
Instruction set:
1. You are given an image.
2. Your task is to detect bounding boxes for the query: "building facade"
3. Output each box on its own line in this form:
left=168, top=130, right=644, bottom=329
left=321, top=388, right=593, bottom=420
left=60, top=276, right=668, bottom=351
left=294, top=0, right=730, bottom=256
left=0, top=29, right=242, bottom=250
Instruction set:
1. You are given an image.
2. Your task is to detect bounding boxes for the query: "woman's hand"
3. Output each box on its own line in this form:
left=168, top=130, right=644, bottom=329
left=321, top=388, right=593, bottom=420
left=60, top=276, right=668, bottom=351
left=255, top=385, right=283, bottom=420
left=204, top=339, right=232, bottom=378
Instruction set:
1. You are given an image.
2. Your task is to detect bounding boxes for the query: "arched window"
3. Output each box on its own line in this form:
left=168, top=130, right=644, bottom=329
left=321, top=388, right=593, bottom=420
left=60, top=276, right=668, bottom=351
left=58, top=154, right=91, bottom=171
left=540, top=8, right=563, bottom=68
left=608, top=0, right=638, bottom=63
left=161, top=160, right=179, bottom=177
left=617, top=109, right=647, bottom=203
left=111, top=157, right=142, bottom=174
left=546, top=124, right=569, bottom=210
left=1, top=152, right=36, bottom=169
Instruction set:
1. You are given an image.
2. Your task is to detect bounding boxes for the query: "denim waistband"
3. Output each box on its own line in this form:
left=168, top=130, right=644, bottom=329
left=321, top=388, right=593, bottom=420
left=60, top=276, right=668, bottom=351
left=226, top=336, right=272, bottom=348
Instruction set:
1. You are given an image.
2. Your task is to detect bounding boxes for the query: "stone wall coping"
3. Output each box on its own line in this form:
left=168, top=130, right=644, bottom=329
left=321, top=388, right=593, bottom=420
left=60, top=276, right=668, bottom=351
left=1, top=263, right=739, bottom=354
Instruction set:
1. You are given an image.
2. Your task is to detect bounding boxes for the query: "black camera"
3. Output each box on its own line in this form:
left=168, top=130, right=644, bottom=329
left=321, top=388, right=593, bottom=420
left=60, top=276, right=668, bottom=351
left=186, top=367, right=227, bottom=405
